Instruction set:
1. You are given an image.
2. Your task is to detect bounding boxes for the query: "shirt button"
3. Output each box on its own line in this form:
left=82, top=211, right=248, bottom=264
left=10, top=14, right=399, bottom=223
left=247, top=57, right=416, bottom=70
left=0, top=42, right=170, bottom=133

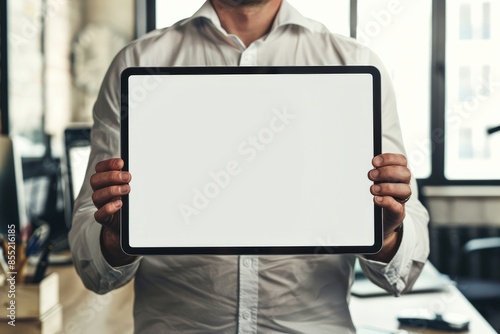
left=242, top=310, right=251, bottom=320
left=243, top=258, right=251, bottom=267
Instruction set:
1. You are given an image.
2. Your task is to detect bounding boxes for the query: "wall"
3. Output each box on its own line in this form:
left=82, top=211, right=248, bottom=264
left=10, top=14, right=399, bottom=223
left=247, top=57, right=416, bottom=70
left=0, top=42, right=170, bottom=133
left=8, top=0, right=134, bottom=155
left=424, top=186, right=500, bottom=226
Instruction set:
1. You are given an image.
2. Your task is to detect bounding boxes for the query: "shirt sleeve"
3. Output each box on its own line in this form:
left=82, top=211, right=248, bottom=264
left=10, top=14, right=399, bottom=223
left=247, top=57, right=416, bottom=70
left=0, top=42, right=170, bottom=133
left=68, top=47, right=143, bottom=295
left=357, top=48, right=430, bottom=296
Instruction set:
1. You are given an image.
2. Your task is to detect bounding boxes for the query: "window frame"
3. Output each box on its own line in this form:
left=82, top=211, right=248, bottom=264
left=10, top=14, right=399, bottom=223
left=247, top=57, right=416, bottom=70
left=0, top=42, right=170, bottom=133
left=424, top=0, right=500, bottom=186
left=1, top=0, right=9, bottom=135
left=135, top=0, right=156, bottom=39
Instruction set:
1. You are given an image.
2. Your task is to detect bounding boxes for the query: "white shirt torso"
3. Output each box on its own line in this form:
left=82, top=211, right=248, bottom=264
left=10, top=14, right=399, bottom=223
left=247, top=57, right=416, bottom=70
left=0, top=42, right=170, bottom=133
left=69, top=2, right=430, bottom=333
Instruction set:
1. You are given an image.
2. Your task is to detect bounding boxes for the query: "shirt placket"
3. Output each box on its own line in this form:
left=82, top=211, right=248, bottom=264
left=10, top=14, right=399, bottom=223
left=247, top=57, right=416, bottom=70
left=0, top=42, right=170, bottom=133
left=239, top=42, right=259, bottom=66
left=237, top=255, right=259, bottom=334
left=236, top=41, right=260, bottom=334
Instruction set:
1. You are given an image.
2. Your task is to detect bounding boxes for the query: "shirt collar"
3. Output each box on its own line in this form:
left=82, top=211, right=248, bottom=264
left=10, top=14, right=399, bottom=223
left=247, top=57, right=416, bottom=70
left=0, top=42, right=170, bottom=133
left=274, top=0, right=324, bottom=32
left=178, top=1, right=223, bottom=31
left=179, top=0, right=324, bottom=34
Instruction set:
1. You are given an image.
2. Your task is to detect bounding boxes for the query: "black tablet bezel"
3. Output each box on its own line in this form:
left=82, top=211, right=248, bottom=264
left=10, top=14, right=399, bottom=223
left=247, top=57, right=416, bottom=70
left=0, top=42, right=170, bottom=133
left=120, top=66, right=382, bottom=256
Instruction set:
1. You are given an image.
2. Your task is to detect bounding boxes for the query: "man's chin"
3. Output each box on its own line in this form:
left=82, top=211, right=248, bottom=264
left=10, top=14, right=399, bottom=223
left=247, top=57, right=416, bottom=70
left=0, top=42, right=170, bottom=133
left=216, top=0, right=271, bottom=8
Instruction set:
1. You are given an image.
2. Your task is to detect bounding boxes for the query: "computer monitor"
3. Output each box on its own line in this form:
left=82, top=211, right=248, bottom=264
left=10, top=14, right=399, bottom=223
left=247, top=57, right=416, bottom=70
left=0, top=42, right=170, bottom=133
left=62, top=127, right=91, bottom=229
left=0, top=135, right=28, bottom=240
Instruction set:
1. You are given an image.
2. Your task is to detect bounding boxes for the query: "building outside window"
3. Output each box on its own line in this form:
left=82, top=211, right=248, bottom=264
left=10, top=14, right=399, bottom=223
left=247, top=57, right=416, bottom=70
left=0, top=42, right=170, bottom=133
left=445, top=0, right=499, bottom=180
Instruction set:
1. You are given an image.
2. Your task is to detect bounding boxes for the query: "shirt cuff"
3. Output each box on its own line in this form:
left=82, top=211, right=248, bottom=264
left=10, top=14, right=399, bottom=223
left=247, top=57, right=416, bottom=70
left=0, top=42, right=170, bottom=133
left=87, top=222, right=143, bottom=291
left=359, top=215, right=417, bottom=295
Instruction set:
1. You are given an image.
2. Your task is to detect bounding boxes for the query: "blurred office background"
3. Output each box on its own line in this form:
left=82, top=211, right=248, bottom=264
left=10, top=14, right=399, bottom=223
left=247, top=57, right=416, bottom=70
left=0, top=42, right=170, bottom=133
left=1, top=0, right=499, bottom=331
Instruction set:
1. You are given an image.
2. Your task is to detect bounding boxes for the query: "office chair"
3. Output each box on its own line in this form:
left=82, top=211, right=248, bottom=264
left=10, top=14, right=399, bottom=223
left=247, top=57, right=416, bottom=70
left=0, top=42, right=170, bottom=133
left=456, top=237, right=500, bottom=331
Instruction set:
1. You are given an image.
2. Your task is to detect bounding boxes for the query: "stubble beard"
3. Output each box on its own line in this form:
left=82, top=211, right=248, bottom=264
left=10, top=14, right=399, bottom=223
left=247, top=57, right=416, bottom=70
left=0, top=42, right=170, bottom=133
left=216, top=0, right=271, bottom=8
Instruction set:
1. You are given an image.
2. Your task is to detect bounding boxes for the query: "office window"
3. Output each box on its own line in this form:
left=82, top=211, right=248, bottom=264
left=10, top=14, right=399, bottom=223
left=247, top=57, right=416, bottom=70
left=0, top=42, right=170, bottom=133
left=458, top=127, right=473, bottom=159
left=483, top=2, right=491, bottom=39
left=480, top=65, right=491, bottom=97
left=458, top=66, right=473, bottom=102
left=445, top=0, right=500, bottom=180
left=457, top=1, right=492, bottom=41
left=155, top=0, right=350, bottom=37
left=357, top=0, right=432, bottom=179
left=459, top=4, right=472, bottom=39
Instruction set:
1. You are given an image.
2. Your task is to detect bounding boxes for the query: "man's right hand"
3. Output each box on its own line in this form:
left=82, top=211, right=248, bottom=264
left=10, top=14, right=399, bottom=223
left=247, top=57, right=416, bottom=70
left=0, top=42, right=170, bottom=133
left=90, top=158, right=136, bottom=266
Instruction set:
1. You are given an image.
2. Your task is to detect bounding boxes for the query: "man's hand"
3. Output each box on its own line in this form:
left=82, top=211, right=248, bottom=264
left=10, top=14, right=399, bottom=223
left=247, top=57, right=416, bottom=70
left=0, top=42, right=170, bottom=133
left=366, top=153, right=412, bottom=262
left=90, top=158, right=136, bottom=267
left=91, top=158, right=130, bottom=232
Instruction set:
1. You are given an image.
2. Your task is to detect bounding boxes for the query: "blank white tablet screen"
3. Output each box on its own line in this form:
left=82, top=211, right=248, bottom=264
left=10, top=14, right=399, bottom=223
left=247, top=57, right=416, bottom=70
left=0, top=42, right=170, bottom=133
left=127, top=72, right=375, bottom=248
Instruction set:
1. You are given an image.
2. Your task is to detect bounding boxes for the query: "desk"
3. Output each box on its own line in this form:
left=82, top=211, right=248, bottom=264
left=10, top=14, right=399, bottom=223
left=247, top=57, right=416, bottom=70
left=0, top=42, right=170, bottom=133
left=49, top=262, right=495, bottom=334
left=350, top=263, right=497, bottom=334
left=351, top=284, right=496, bottom=333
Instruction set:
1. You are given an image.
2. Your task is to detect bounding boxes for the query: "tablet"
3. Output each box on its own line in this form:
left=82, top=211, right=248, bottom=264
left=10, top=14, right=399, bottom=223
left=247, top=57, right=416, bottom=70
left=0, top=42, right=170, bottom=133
left=121, top=66, right=382, bottom=255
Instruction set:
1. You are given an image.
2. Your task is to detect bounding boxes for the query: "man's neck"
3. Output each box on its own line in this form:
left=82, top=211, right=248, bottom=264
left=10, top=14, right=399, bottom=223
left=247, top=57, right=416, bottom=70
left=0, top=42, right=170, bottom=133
left=211, top=0, right=282, bottom=47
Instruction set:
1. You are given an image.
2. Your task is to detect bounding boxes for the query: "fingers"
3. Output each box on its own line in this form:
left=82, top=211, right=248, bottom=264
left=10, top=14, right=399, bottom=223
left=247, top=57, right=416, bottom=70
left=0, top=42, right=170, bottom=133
left=372, top=153, right=407, bottom=168
left=91, top=158, right=130, bottom=233
left=94, top=199, right=122, bottom=232
left=91, top=158, right=130, bottom=191
left=369, top=153, right=411, bottom=204
left=368, top=153, right=411, bottom=234
left=95, top=158, right=124, bottom=173
left=374, top=196, right=405, bottom=233
left=94, top=199, right=121, bottom=222
left=371, top=183, right=411, bottom=202
left=92, top=184, right=130, bottom=208
left=368, top=165, right=411, bottom=184
left=369, top=153, right=411, bottom=184
left=91, top=170, right=131, bottom=191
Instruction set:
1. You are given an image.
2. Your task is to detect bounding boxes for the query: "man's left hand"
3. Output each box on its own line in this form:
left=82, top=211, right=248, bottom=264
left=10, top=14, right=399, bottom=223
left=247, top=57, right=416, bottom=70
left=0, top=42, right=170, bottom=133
left=367, top=153, right=412, bottom=262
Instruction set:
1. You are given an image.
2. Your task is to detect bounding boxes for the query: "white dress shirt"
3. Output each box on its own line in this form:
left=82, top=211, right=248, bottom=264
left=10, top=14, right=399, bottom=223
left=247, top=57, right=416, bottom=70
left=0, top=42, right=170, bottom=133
left=69, top=1, right=430, bottom=333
